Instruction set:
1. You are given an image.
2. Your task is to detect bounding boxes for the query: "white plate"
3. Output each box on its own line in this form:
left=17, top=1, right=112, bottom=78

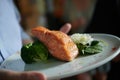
left=1, top=33, right=120, bottom=80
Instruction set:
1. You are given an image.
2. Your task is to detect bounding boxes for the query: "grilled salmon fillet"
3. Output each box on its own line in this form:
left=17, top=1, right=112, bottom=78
left=32, top=26, right=79, bottom=61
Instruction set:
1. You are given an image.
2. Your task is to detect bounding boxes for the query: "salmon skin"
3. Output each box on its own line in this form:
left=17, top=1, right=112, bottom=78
left=32, top=26, right=79, bottom=61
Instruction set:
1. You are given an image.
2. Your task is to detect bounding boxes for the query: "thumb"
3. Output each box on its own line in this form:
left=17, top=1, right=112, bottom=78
left=60, top=23, right=71, bottom=34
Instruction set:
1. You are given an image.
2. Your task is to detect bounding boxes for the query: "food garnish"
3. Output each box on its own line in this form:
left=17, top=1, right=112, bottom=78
left=71, top=33, right=105, bottom=55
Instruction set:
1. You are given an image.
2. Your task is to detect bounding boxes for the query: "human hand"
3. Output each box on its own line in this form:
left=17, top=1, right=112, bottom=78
left=0, top=69, right=46, bottom=80
left=60, top=23, right=72, bottom=34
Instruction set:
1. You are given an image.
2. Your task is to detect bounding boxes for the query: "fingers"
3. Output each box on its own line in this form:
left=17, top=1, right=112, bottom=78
left=75, top=73, right=92, bottom=80
left=60, top=23, right=72, bottom=34
left=0, top=70, right=46, bottom=80
left=18, top=71, right=47, bottom=80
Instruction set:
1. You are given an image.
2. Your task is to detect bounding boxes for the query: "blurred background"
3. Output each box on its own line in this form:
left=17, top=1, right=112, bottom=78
left=14, top=0, right=96, bottom=36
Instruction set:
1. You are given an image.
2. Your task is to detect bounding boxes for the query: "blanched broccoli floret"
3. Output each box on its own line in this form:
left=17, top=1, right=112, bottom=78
left=21, top=40, right=49, bottom=64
